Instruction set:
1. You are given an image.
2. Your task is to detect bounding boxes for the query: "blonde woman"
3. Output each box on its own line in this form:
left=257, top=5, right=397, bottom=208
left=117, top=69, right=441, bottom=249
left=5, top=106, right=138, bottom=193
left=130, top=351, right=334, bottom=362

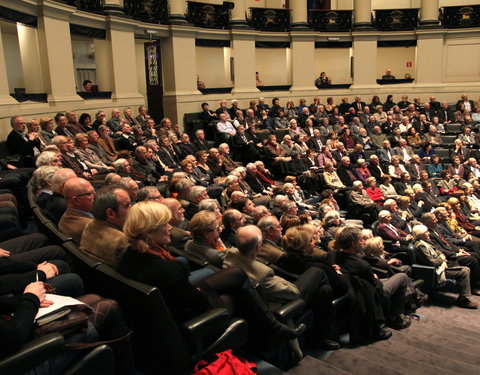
left=118, top=201, right=305, bottom=339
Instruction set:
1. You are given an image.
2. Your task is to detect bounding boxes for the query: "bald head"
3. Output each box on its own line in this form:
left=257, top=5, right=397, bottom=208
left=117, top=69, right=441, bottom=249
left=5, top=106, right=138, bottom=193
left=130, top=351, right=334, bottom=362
left=63, top=178, right=95, bottom=211
left=236, top=225, right=263, bottom=256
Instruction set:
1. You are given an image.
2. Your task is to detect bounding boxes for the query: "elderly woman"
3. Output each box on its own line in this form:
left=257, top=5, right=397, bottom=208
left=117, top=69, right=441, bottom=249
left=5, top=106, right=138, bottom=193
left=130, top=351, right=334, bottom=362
left=29, top=165, right=60, bottom=202
left=98, top=124, right=117, bottom=158
left=317, top=145, right=336, bottom=168
left=322, top=162, right=344, bottom=190
left=387, top=156, right=408, bottom=181
left=397, top=195, right=418, bottom=224
left=184, top=210, right=227, bottom=268
left=406, top=127, right=422, bottom=147
left=365, top=177, right=385, bottom=205
left=426, top=154, right=443, bottom=179
left=412, top=225, right=477, bottom=309
left=118, top=201, right=304, bottom=339
left=322, top=210, right=344, bottom=238
left=74, top=133, right=112, bottom=174
left=39, top=116, right=57, bottom=144
left=35, top=150, right=62, bottom=168
left=437, top=170, right=457, bottom=196
left=379, top=175, right=399, bottom=199
left=355, top=159, right=371, bottom=184
left=198, top=198, right=222, bottom=220
left=363, top=236, right=411, bottom=275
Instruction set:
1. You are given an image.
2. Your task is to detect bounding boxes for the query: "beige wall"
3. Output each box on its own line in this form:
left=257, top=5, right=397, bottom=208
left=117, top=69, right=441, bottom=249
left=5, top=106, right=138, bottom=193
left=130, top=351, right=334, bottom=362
left=256, top=48, right=290, bottom=85
left=376, top=46, right=416, bottom=79
left=1, top=26, right=23, bottom=92
left=196, top=46, right=231, bottom=88
left=314, top=48, right=351, bottom=84
left=135, top=39, right=147, bottom=103
left=443, top=37, right=480, bottom=82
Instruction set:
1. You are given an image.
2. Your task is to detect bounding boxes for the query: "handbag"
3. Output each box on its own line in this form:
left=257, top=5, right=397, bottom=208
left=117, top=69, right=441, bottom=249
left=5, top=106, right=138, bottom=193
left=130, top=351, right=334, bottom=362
left=193, top=350, right=257, bottom=375
left=34, top=308, right=89, bottom=338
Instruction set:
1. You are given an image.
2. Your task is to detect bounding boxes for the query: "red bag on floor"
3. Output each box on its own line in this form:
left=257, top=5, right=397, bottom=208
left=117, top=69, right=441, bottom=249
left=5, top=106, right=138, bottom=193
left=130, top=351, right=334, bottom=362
left=193, top=350, right=257, bottom=375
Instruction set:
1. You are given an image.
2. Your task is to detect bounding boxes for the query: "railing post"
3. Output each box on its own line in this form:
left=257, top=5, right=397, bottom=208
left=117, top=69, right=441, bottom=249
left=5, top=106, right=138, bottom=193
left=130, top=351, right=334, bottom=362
left=353, top=0, right=373, bottom=30
left=419, top=0, right=440, bottom=28
left=231, top=0, right=248, bottom=28
left=169, top=0, right=187, bottom=24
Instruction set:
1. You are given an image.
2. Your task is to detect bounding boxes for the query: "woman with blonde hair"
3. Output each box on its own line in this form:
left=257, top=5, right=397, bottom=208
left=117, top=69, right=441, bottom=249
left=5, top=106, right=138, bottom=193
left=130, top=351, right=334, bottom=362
left=118, top=201, right=305, bottom=340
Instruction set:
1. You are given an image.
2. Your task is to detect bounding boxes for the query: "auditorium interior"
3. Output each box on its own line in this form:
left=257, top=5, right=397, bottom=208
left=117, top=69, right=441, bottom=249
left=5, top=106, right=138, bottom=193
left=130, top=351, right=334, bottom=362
left=1, top=0, right=480, bottom=374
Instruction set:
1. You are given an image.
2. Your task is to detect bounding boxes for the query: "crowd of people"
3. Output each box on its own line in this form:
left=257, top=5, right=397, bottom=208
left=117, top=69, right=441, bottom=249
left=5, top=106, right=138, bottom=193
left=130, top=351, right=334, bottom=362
left=3, top=91, right=480, bottom=372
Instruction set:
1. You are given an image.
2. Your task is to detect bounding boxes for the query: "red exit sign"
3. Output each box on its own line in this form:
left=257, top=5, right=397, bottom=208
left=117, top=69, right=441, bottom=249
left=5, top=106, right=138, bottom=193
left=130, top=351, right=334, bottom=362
left=406, top=62, right=412, bottom=67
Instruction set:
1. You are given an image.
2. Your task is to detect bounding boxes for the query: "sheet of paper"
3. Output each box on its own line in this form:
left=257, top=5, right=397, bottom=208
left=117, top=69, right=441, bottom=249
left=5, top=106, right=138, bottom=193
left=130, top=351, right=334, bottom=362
left=35, top=294, right=86, bottom=321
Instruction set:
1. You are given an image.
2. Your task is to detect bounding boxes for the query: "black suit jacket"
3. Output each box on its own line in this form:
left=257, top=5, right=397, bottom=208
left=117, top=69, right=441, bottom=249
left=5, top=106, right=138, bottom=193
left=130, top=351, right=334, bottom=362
left=6, top=131, right=40, bottom=167
left=337, top=165, right=359, bottom=186
left=116, top=135, right=139, bottom=152
left=192, top=138, right=210, bottom=152
left=178, top=143, right=196, bottom=159
left=307, top=137, right=323, bottom=151
left=437, top=108, right=455, bottom=123
left=244, top=174, right=265, bottom=194
left=456, top=100, right=475, bottom=111
left=427, top=228, right=459, bottom=259
left=352, top=101, right=366, bottom=113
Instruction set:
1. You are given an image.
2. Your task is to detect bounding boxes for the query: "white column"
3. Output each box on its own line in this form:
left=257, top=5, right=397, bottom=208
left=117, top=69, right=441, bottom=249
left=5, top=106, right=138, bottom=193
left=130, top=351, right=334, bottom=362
left=231, top=0, right=248, bottom=28
left=0, top=23, right=18, bottom=105
left=169, top=0, right=187, bottom=24
left=353, top=0, right=373, bottom=30
left=16, top=24, right=44, bottom=93
left=419, top=0, right=440, bottom=28
left=107, top=18, right=144, bottom=101
left=37, top=5, right=81, bottom=104
left=290, top=0, right=309, bottom=29
left=290, top=36, right=315, bottom=92
left=231, top=32, right=258, bottom=94
left=352, top=35, right=378, bottom=88
left=416, top=32, right=443, bottom=86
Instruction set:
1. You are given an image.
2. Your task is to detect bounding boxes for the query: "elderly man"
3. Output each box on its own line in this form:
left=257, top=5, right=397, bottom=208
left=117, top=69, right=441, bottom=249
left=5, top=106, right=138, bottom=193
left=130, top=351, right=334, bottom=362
left=58, top=178, right=95, bottom=244
left=80, top=185, right=131, bottom=265
left=336, top=156, right=359, bottom=187
left=216, top=113, right=236, bottom=139
left=220, top=209, right=245, bottom=248
left=377, top=210, right=414, bottom=261
left=377, top=140, right=397, bottom=165
left=116, top=123, right=139, bottom=152
left=131, top=146, right=160, bottom=186
left=107, top=108, right=122, bottom=133
left=413, top=224, right=477, bottom=309
left=41, top=168, right=77, bottom=224
left=87, top=130, right=114, bottom=165
left=395, top=138, right=414, bottom=163
left=7, top=115, right=42, bottom=167
left=350, top=181, right=379, bottom=220
left=161, top=198, right=191, bottom=251
left=327, top=227, right=410, bottom=335
left=257, top=215, right=285, bottom=264
left=224, top=225, right=338, bottom=350
left=184, top=185, right=209, bottom=220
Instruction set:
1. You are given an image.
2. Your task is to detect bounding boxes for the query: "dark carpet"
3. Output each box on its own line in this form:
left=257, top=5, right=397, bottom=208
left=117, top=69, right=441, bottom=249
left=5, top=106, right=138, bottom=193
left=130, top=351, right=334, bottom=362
left=287, top=294, right=480, bottom=374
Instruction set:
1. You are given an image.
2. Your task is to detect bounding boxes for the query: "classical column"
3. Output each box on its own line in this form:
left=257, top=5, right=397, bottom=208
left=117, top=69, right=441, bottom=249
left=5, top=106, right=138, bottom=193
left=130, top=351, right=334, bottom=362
left=37, top=4, right=81, bottom=104
left=419, top=0, right=440, bottom=28
left=231, top=0, right=248, bottom=28
left=0, top=23, right=18, bottom=106
left=352, top=35, right=378, bottom=88
left=16, top=24, right=44, bottom=93
left=290, top=0, right=309, bottom=30
left=353, top=0, right=373, bottom=30
left=415, top=32, right=443, bottom=86
left=106, top=18, right=144, bottom=101
left=290, top=35, right=315, bottom=92
left=104, top=0, right=124, bottom=15
left=169, top=0, right=187, bottom=24
left=161, top=28, right=201, bottom=124
left=231, top=31, right=257, bottom=94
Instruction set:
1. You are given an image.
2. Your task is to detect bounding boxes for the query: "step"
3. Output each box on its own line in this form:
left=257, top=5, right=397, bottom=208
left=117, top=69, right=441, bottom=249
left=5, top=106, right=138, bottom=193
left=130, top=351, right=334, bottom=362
left=287, top=356, right=351, bottom=375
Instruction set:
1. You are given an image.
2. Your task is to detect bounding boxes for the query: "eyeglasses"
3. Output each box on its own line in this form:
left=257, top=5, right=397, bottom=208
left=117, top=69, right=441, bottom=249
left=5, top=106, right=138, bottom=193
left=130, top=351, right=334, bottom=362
left=74, top=190, right=95, bottom=197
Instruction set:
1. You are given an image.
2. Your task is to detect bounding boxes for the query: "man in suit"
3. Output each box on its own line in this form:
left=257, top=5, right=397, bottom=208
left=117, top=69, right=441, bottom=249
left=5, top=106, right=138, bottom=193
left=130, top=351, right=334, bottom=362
left=337, top=156, right=360, bottom=187
left=456, top=94, right=475, bottom=112
left=116, top=123, right=139, bottom=152
left=428, top=96, right=441, bottom=112
left=328, top=227, right=409, bottom=334
left=162, top=198, right=191, bottom=251
left=377, top=140, right=397, bottom=166
left=58, top=178, right=95, bottom=245
left=184, top=186, right=209, bottom=221
left=177, top=133, right=196, bottom=159
left=370, top=126, right=387, bottom=149
left=216, top=99, right=231, bottom=119
left=80, top=185, right=130, bottom=266
left=307, top=129, right=324, bottom=151
left=257, top=215, right=286, bottom=265
left=338, top=97, right=351, bottom=115
left=332, top=143, right=349, bottom=164
left=6, top=116, right=42, bottom=168
left=192, top=129, right=211, bottom=152
left=54, top=113, right=75, bottom=139
left=224, top=225, right=338, bottom=349
left=158, top=136, right=180, bottom=169
left=368, top=154, right=384, bottom=182
left=377, top=210, right=414, bottom=257
left=352, top=96, right=366, bottom=114
left=438, top=101, right=455, bottom=124
left=405, top=155, right=426, bottom=180
left=395, top=138, right=414, bottom=163
left=220, top=209, right=245, bottom=248
left=384, top=199, right=409, bottom=233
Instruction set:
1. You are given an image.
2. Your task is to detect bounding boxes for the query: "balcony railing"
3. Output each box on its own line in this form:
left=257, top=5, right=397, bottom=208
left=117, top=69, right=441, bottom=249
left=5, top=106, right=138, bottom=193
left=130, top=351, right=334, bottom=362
left=441, top=5, right=480, bottom=28
left=374, top=8, right=419, bottom=31
left=123, top=0, right=169, bottom=24
left=186, top=1, right=231, bottom=29
left=309, top=9, right=352, bottom=31
left=249, top=8, right=290, bottom=32
left=64, top=0, right=105, bottom=12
